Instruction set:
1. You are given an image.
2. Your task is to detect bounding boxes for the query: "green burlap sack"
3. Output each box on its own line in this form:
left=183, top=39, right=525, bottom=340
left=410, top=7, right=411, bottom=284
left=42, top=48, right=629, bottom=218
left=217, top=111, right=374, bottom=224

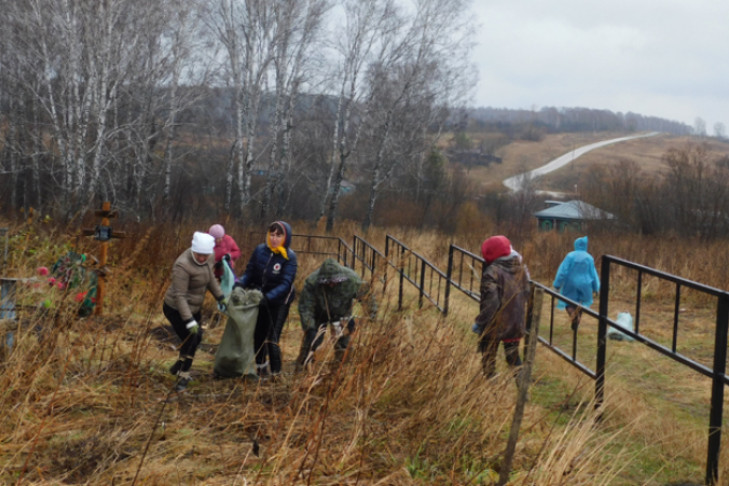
left=214, top=287, right=262, bottom=378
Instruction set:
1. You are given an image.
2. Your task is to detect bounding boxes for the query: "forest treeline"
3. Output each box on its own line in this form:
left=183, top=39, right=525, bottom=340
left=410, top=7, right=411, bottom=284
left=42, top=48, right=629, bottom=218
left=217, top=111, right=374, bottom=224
left=467, top=106, right=692, bottom=137
left=0, top=0, right=721, bottom=237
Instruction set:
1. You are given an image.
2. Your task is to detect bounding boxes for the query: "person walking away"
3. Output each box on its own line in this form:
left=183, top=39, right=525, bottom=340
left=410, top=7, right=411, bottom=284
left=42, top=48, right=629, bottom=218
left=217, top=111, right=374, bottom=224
left=472, top=235, right=530, bottom=378
left=553, top=236, right=600, bottom=331
left=234, top=221, right=297, bottom=379
left=163, top=231, right=228, bottom=391
left=296, top=258, right=377, bottom=369
left=208, top=224, right=241, bottom=281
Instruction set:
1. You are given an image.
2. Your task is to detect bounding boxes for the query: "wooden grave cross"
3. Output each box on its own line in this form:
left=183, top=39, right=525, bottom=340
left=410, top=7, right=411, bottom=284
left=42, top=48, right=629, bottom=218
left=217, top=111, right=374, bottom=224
left=81, top=201, right=126, bottom=315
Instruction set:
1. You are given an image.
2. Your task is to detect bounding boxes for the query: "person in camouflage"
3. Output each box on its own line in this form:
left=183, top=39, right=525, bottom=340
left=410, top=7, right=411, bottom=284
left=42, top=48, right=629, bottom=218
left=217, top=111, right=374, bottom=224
left=295, top=258, right=376, bottom=368
left=472, top=235, right=530, bottom=378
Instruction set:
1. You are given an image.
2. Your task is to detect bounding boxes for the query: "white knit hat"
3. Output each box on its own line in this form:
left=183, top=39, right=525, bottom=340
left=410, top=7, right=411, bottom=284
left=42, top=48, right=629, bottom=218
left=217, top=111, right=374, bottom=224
left=191, top=231, right=215, bottom=254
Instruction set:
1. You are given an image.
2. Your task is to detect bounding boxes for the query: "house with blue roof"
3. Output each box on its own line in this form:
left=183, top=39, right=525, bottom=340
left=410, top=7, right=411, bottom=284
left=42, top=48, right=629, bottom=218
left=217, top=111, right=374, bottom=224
left=534, top=200, right=615, bottom=231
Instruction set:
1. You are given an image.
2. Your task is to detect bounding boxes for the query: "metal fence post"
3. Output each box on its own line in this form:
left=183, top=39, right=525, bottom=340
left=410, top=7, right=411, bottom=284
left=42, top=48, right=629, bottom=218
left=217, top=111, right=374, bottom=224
left=418, top=260, right=426, bottom=308
left=398, top=245, right=405, bottom=311
left=706, top=292, right=729, bottom=485
left=444, top=245, right=454, bottom=316
left=595, top=256, right=610, bottom=408
left=384, top=237, right=390, bottom=296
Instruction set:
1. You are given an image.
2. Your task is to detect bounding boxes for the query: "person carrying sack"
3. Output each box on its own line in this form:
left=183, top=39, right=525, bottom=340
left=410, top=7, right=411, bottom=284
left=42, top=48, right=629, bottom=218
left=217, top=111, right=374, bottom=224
left=234, top=221, right=297, bottom=379
left=163, top=231, right=228, bottom=391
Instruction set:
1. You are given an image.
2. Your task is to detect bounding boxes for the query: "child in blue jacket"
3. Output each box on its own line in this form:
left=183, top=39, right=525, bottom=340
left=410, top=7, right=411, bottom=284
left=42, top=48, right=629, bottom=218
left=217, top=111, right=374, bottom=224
left=553, top=236, right=600, bottom=330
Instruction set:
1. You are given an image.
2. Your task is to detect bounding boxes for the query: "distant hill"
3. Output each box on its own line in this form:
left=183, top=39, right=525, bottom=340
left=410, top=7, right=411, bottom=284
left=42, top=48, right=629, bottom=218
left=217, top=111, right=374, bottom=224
left=464, top=106, right=691, bottom=136
left=174, top=87, right=691, bottom=138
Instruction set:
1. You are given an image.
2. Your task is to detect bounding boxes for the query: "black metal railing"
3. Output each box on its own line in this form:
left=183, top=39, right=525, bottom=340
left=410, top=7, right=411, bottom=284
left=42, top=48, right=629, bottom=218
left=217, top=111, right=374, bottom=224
left=445, top=244, right=481, bottom=313
left=385, top=235, right=448, bottom=312
left=282, top=232, right=729, bottom=484
left=288, top=233, right=352, bottom=265
left=598, top=255, right=729, bottom=485
left=352, top=235, right=386, bottom=284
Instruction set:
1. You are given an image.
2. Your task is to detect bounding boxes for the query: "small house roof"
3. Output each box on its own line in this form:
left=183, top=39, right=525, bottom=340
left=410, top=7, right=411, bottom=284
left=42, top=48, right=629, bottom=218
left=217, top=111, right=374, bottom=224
left=533, top=200, right=614, bottom=221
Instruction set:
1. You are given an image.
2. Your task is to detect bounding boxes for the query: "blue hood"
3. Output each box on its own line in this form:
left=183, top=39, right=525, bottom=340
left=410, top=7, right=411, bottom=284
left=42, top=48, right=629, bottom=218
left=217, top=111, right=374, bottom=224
left=574, top=236, right=588, bottom=251
left=271, top=220, right=293, bottom=249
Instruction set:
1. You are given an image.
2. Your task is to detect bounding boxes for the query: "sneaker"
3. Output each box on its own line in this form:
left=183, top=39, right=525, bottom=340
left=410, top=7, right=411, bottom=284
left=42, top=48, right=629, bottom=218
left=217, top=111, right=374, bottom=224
left=175, top=376, right=191, bottom=392
left=257, top=363, right=271, bottom=379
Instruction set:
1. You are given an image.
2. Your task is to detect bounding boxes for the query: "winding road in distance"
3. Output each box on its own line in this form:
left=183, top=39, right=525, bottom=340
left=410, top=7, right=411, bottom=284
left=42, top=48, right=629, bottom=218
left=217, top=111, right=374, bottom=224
left=503, top=131, right=660, bottom=192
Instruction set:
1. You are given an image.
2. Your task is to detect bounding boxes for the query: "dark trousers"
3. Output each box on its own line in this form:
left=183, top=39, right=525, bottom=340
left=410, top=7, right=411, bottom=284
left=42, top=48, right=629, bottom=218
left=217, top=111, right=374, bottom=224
left=254, top=302, right=291, bottom=374
left=297, top=318, right=356, bottom=366
left=163, top=303, right=202, bottom=372
left=478, top=335, right=522, bottom=378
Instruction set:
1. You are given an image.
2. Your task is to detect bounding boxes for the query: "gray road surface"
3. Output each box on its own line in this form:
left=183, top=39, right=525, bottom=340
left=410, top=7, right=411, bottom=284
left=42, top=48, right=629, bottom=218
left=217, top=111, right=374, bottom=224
left=503, top=131, right=660, bottom=192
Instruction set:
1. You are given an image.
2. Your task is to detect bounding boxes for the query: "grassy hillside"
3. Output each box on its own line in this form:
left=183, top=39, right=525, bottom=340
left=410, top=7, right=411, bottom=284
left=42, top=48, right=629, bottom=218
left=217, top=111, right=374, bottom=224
left=2, top=219, right=729, bottom=484
left=459, top=131, right=729, bottom=194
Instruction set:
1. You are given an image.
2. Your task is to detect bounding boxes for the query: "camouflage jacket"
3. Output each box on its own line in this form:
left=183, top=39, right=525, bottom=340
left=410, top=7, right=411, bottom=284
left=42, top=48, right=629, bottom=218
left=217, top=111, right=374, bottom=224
left=297, top=258, right=376, bottom=331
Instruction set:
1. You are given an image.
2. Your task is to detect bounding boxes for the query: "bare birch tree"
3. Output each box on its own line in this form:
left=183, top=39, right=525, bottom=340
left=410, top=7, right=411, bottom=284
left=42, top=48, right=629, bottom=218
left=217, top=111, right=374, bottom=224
left=319, top=0, right=399, bottom=232
left=260, top=0, right=329, bottom=220
left=204, top=0, right=276, bottom=214
left=121, top=0, right=216, bottom=216
left=1, top=0, right=188, bottom=215
left=360, top=0, right=475, bottom=230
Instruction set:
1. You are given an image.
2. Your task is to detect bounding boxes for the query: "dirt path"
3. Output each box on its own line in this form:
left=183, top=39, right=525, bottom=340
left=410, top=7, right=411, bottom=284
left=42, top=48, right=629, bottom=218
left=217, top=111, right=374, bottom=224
left=502, top=131, right=660, bottom=192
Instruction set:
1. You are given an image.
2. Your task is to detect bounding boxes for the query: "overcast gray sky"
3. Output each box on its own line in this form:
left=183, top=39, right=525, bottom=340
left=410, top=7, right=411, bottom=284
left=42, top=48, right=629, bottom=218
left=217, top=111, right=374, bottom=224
left=468, top=0, right=728, bottom=132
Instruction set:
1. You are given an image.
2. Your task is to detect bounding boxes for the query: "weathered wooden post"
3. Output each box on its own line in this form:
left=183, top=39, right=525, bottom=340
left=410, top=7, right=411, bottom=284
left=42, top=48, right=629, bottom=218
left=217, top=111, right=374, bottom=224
left=498, top=286, right=543, bottom=486
left=82, top=202, right=125, bottom=315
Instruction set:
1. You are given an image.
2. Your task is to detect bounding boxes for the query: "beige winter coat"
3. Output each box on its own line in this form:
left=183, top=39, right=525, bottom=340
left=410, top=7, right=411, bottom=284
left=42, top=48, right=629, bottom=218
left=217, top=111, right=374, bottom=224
left=164, top=249, right=224, bottom=321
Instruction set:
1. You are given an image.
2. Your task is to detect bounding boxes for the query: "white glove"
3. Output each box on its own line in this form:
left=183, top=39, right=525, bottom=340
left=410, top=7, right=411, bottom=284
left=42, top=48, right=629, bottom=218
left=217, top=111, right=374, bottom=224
left=186, top=320, right=200, bottom=335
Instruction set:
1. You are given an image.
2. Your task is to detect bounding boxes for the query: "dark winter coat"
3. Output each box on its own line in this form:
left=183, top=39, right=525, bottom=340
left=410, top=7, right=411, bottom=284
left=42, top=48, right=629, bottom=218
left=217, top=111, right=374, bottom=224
left=236, top=221, right=297, bottom=306
left=474, top=252, right=529, bottom=342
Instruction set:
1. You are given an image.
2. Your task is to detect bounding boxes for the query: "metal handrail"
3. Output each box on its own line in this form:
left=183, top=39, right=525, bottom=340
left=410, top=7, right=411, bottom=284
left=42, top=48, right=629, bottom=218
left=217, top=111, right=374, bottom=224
left=288, top=233, right=729, bottom=484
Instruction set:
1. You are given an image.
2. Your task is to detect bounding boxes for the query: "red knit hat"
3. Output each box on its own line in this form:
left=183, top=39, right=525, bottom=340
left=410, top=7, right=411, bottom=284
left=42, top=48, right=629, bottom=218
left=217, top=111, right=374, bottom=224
left=481, top=235, right=511, bottom=264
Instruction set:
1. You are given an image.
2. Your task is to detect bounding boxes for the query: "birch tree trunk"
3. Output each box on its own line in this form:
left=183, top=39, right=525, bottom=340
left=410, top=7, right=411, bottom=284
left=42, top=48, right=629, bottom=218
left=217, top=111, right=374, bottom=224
left=208, top=0, right=274, bottom=215
left=361, top=0, right=474, bottom=230
left=262, top=0, right=326, bottom=220
left=320, top=0, right=398, bottom=231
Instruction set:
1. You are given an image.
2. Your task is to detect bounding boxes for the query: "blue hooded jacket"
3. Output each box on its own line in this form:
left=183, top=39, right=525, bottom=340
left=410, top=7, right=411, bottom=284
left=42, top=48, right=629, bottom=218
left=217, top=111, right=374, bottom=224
left=236, top=221, right=297, bottom=306
left=553, top=236, right=600, bottom=309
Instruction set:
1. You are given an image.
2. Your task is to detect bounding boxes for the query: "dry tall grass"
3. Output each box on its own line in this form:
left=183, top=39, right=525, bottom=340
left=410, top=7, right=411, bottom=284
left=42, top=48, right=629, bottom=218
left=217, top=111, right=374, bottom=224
left=1, top=219, right=728, bottom=484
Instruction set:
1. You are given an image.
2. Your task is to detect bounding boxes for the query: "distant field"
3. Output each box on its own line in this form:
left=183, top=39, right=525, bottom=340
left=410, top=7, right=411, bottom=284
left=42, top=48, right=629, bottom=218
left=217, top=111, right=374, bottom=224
left=461, top=132, right=729, bottom=194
